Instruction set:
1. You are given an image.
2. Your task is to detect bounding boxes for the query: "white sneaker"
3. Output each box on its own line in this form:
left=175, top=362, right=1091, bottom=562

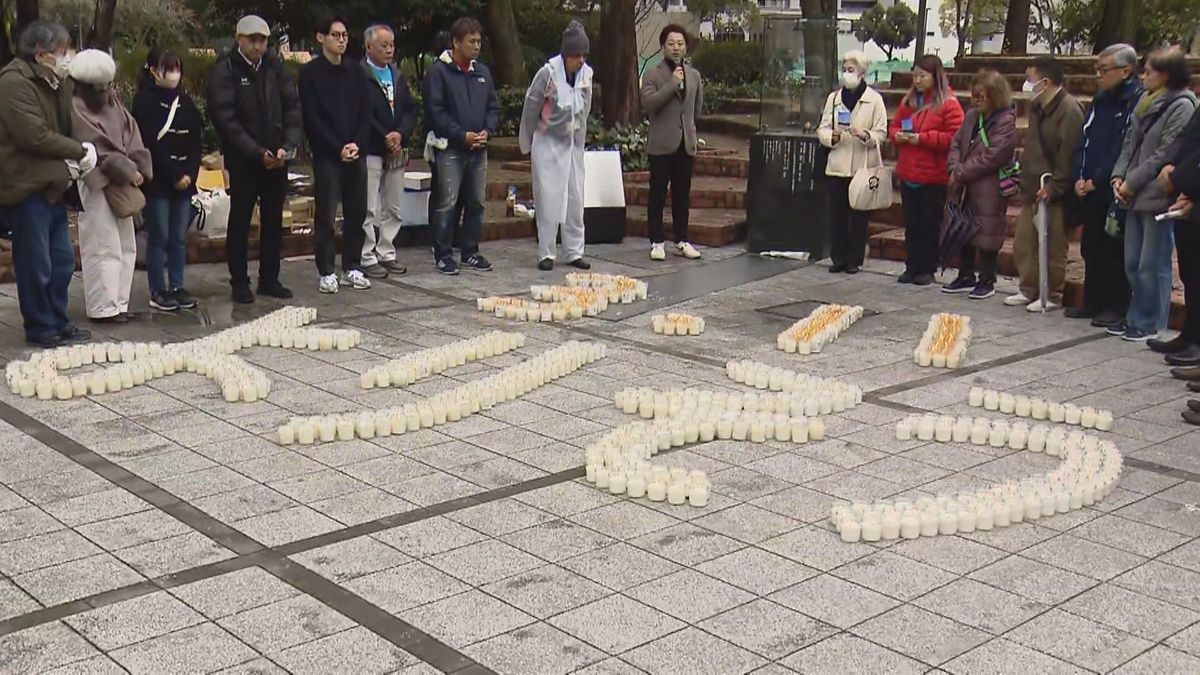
left=341, top=269, right=371, bottom=290
left=675, top=242, right=702, bottom=259
left=1026, top=299, right=1062, bottom=313
left=1003, top=292, right=1030, bottom=307
left=318, top=274, right=339, bottom=294
left=650, top=243, right=666, bottom=261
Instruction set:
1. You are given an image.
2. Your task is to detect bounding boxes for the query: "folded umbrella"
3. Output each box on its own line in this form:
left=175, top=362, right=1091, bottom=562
left=1035, top=174, right=1052, bottom=313
left=938, top=191, right=979, bottom=272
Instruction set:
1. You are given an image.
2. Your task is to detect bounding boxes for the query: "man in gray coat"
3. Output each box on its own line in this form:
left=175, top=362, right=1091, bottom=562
left=640, top=24, right=703, bottom=262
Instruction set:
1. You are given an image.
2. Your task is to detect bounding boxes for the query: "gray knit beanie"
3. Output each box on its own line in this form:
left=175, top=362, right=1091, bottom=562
left=561, top=20, right=590, bottom=56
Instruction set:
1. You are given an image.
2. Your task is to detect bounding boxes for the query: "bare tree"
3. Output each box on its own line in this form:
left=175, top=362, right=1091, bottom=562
left=1094, top=0, right=1137, bottom=52
left=16, top=0, right=40, bottom=35
left=598, top=0, right=640, bottom=126
left=484, top=0, right=528, bottom=88
left=1002, top=0, right=1030, bottom=53
left=87, top=0, right=117, bottom=51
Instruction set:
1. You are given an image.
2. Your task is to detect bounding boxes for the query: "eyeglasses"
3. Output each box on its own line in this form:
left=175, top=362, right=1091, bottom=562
left=327, top=32, right=349, bottom=41
left=1095, top=65, right=1124, bottom=75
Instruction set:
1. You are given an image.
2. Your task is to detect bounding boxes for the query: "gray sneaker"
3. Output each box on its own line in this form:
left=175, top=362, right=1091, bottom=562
left=380, top=259, right=407, bottom=275
left=362, top=263, right=389, bottom=279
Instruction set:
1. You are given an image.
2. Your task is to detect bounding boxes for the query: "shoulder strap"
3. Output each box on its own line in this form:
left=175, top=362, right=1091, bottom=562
left=157, top=96, right=180, bottom=141
left=977, top=113, right=989, bottom=148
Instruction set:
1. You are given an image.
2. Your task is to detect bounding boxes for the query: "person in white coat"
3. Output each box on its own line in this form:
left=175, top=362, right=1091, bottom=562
left=520, top=20, right=593, bottom=271
left=817, top=51, right=888, bottom=274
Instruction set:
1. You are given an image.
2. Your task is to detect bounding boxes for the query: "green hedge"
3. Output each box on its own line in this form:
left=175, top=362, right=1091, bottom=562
left=692, top=40, right=764, bottom=87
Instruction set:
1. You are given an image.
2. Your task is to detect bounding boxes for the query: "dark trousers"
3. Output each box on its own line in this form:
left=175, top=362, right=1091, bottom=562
left=647, top=143, right=693, bottom=244
left=826, top=177, right=869, bottom=267
left=432, top=148, right=486, bottom=261
left=1079, top=192, right=1130, bottom=315
left=312, top=154, right=368, bottom=276
left=427, top=159, right=465, bottom=246
left=2, top=195, right=73, bottom=341
left=958, top=243, right=998, bottom=284
left=226, top=156, right=286, bottom=289
left=901, top=184, right=946, bottom=275
left=1177, top=218, right=1199, bottom=344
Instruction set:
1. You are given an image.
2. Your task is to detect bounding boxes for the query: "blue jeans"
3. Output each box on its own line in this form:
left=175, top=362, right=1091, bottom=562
left=1124, top=211, right=1175, bottom=333
left=432, top=148, right=486, bottom=261
left=144, top=192, right=193, bottom=296
left=1, top=195, right=73, bottom=341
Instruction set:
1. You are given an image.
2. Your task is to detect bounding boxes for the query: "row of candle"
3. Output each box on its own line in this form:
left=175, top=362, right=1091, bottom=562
left=614, top=385, right=853, bottom=421
left=562, top=272, right=649, bottom=303
left=776, top=304, right=865, bottom=354
left=279, top=341, right=606, bottom=445
left=651, top=314, right=705, bottom=336
left=968, top=387, right=1114, bottom=431
left=477, top=296, right=594, bottom=322
left=898, top=414, right=1099, bottom=456
left=359, top=331, right=525, bottom=390
left=585, top=420, right=712, bottom=506
left=833, top=416, right=1122, bottom=542
left=724, top=360, right=864, bottom=414
left=915, top=313, right=972, bottom=369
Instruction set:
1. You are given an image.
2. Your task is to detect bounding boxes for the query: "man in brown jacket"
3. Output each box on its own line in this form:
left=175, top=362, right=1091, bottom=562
left=1006, top=55, right=1085, bottom=312
left=640, top=24, right=703, bottom=262
left=0, top=21, right=95, bottom=347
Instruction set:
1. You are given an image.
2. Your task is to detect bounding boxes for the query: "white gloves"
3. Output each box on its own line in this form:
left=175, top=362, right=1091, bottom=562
left=79, top=142, right=98, bottom=175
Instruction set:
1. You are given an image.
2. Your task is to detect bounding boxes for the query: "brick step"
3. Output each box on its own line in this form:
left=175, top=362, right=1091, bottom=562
left=867, top=227, right=1185, bottom=330
left=624, top=175, right=747, bottom=210
left=624, top=205, right=746, bottom=247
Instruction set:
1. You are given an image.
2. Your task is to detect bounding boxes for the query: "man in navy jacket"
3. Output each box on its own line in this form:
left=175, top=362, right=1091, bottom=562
left=1069, top=43, right=1142, bottom=328
left=423, top=16, right=500, bottom=275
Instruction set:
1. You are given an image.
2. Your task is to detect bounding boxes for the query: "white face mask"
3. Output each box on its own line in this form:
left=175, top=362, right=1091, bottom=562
left=157, top=71, right=182, bottom=89
left=840, top=71, right=860, bottom=89
left=1022, top=77, right=1046, bottom=95
left=42, top=52, right=71, bottom=79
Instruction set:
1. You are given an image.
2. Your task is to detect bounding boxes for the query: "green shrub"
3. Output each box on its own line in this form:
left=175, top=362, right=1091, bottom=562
left=586, top=117, right=648, bottom=172
left=691, top=40, right=764, bottom=87
left=702, top=81, right=761, bottom=115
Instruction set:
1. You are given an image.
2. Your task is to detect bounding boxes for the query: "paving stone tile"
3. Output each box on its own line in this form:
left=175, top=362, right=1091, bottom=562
left=1020, top=534, right=1147, bottom=581
left=832, top=550, right=958, bottom=601
left=689, top=504, right=802, bottom=544
left=0, top=529, right=102, bottom=576
left=743, top=453, right=842, bottom=485
left=445, top=498, right=557, bottom=537
left=266, top=468, right=368, bottom=504
left=1159, top=539, right=1200, bottom=574
left=804, top=470, right=904, bottom=502
left=957, top=522, right=1059, bottom=553
left=851, top=605, right=990, bottom=667
left=750, top=485, right=838, bottom=524
left=1006, top=608, right=1154, bottom=673
left=708, top=467, right=794, bottom=501
left=212, top=657, right=289, bottom=674
left=113, top=531, right=235, bottom=577
left=1061, top=582, right=1199, bottom=642
left=968, top=555, right=1099, bottom=605
left=887, top=535, right=1008, bottom=575
left=1112, top=560, right=1200, bottom=612
left=1113, top=497, right=1200, bottom=537
left=560, top=542, right=682, bottom=591
left=346, top=561, right=472, bottom=613
left=482, top=564, right=612, bottom=619
left=340, top=454, right=437, bottom=488
left=384, top=470, right=484, bottom=506
left=780, top=633, right=926, bottom=675
left=514, top=481, right=621, bottom=517
left=233, top=506, right=342, bottom=547
left=0, top=622, right=100, bottom=672
left=628, top=522, right=743, bottom=566
left=43, top=654, right=130, bottom=674
left=401, top=589, right=535, bottom=648
left=0, top=506, right=66, bottom=544
left=571, top=657, right=646, bottom=674
left=549, top=594, right=685, bottom=654
left=425, top=539, right=544, bottom=586
left=291, top=439, right=392, bottom=468
left=626, top=568, right=755, bottom=623
left=464, top=622, right=607, bottom=675
left=372, top=516, right=489, bottom=558
left=502, top=518, right=617, bottom=563
left=1113, top=645, right=1200, bottom=674
left=13, top=552, right=144, bottom=605
left=9, top=469, right=117, bottom=506
left=1070, top=514, right=1191, bottom=557
left=0, top=577, right=40, bottom=621
left=157, top=466, right=258, bottom=501
left=193, top=484, right=298, bottom=523
left=621, top=627, right=766, bottom=675
left=64, top=592, right=205, bottom=650
left=759, top=526, right=876, bottom=571
left=219, top=594, right=355, bottom=654
left=271, top=626, right=421, bottom=674
left=453, top=456, right=549, bottom=489
left=942, top=639, right=1087, bottom=675
left=698, top=598, right=838, bottom=660
left=569, top=501, right=680, bottom=541
left=110, top=622, right=259, bottom=673
left=769, top=573, right=900, bottom=629
left=915, top=578, right=1047, bottom=635
left=309, top=487, right=417, bottom=526
left=169, top=567, right=301, bottom=619
left=75, top=510, right=192, bottom=552
left=290, top=536, right=411, bottom=583
left=696, top=548, right=818, bottom=596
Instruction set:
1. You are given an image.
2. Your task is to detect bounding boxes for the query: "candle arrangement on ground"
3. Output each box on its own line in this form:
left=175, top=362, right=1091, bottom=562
left=278, top=341, right=606, bottom=445
left=725, top=360, right=864, bottom=415
left=584, top=420, right=716, bottom=507
left=967, top=387, right=1115, bottom=431
left=915, top=313, right=972, bottom=368
left=651, top=313, right=705, bottom=336
left=832, top=414, right=1123, bottom=542
left=776, top=304, right=864, bottom=354
left=359, top=331, right=525, bottom=389
left=475, top=274, right=648, bottom=323
left=3, top=307, right=336, bottom=402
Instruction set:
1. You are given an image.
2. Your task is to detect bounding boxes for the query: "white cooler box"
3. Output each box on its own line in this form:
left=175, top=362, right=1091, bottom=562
left=400, top=171, right=432, bottom=227
left=583, top=150, right=626, bottom=244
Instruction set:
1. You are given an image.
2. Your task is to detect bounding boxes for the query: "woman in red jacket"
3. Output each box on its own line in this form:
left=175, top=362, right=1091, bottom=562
left=890, top=55, right=964, bottom=285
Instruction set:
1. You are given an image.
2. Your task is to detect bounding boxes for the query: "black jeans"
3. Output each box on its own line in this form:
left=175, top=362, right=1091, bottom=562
left=226, top=156, right=287, bottom=289
left=647, top=143, right=693, bottom=244
left=958, top=243, right=998, bottom=284
left=313, top=153, right=368, bottom=277
left=1079, top=191, right=1130, bottom=315
left=901, top=184, right=946, bottom=276
left=826, top=177, right=869, bottom=267
left=1177, top=218, right=1199, bottom=344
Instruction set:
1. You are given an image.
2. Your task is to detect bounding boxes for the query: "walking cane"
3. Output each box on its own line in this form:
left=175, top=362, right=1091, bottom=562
left=1035, top=173, right=1053, bottom=314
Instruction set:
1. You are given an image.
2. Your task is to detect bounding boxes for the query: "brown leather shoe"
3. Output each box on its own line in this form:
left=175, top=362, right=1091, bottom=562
left=1190, top=381, right=1200, bottom=393
left=1185, top=410, right=1200, bottom=426
left=1189, top=400, right=1200, bottom=413
left=1173, top=366, right=1200, bottom=381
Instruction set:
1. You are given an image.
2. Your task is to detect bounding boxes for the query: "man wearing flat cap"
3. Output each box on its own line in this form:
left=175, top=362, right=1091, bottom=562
left=207, top=14, right=302, bottom=304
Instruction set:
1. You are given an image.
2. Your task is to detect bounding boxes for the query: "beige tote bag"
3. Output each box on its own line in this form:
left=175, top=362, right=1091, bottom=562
left=848, top=142, right=893, bottom=212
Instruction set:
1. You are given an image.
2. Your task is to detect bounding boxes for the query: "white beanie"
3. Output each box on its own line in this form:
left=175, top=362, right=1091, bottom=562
left=69, top=49, right=117, bottom=86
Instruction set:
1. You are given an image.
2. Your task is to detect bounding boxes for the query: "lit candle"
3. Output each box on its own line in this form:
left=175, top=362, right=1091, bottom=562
left=1080, top=407, right=1097, bottom=428
left=840, top=520, right=862, bottom=543
left=983, top=390, right=1000, bottom=410
left=920, top=511, right=939, bottom=537
left=647, top=480, right=667, bottom=502
left=999, top=393, right=1015, bottom=414
left=1096, top=411, right=1114, bottom=432
left=1064, top=405, right=1082, bottom=425
left=809, top=417, right=825, bottom=441
left=688, top=484, right=709, bottom=507
left=318, top=417, right=336, bottom=442
left=957, top=509, right=977, bottom=532
left=938, top=511, right=958, bottom=535
left=1014, top=396, right=1031, bottom=417
left=296, top=422, right=315, bottom=445
left=278, top=424, right=295, bottom=445
left=900, top=514, right=921, bottom=539
left=976, top=504, right=994, bottom=530
left=627, top=474, right=647, bottom=498
left=1031, top=399, right=1048, bottom=419
left=337, top=417, right=356, bottom=441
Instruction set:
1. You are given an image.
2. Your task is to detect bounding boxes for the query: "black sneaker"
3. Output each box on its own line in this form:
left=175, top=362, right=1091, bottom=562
left=59, top=325, right=91, bottom=344
left=232, top=285, right=254, bottom=304
left=968, top=283, right=995, bottom=300
left=1122, top=327, right=1158, bottom=343
left=436, top=256, right=460, bottom=276
left=912, top=273, right=934, bottom=286
left=1106, top=321, right=1128, bottom=337
left=568, top=258, right=591, bottom=270
left=462, top=254, right=493, bottom=271
left=1091, top=311, right=1124, bottom=329
left=171, top=288, right=198, bottom=309
left=942, top=276, right=976, bottom=294
left=845, top=265, right=860, bottom=275
left=897, top=271, right=915, bottom=284
left=27, top=333, right=63, bottom=348
left=537, top=258, right=554, bottom=271
left=830, top=263, right=847, bottom=274
left=257, top=280, right=293, bottom=299
left=150, top=293, right=180, bottom=312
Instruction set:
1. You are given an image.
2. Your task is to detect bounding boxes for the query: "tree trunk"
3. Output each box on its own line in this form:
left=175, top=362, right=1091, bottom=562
left=1094, top=0, right=1138, bottom=53
left=484, top=0, right=527, bottom=88
left=87, top=0, right=117, bottom=51
left=598, top=0, right=639, bottom=127
left=16, top=0, right=39, bottom=37
left=1002, top=0, right=1030, bottom=54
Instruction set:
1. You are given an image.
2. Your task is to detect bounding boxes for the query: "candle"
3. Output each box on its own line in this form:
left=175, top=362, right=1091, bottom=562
left=647, top=480, right=667, bottom=502
left=983, top=390, right=1000, bottom=410
left=1096, top=411, right=1114, bottom=432
left=993, top=501, right=1011, bottom=527
left=1065, top=405, right=1082, bottom=425
left=688, top=485, right=709, bottom=507
left=1049, top=403, right=1065, bottom=423
left=296, top=422, right=315, bottom=445
left=976, top=505, right=994, bottom=530
left=337, top=417, right=356, bottom=441
left=667, top=482, right=687, bottom=505
left=920, top=511, right=939, bottom=537
left=1014, top=396, right=1031, bottom=417
left=1031, top=399, right=1048, bottom=419
left=1023, top=493, right=1042, bottom=520
left=938, top=511, right=958, bottom=535
left=278, top=424, right=295, bottom=445
left=969, top=387, right=985, bottom=407
left=900, top=514, right=920, bottom=539
left=999, top=393, right=1015, bottom=414
left=957, top=509, right=976, bottom=532
left=627, top=474, right=647, bottom=498
left=318, top=417, right=336, bottom=442
left=1080, top=407, right=1097, bottom=428
left=809, top=418, right=825, bottom=441
left=861, top=516, right=882, bottom=542
left=609, top=472, right=628, bottom=495
left=881, top=512, right=901, bottom=539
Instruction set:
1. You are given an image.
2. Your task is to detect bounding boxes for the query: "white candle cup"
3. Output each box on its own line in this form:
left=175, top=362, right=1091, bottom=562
left=993, top=502, right=1011, bottom=527
left=900, top=515, right=921, bottom=539
left=296, top=422, right=315, bottom=445
left=647, top=480, right=667, bottom=502
left=699, top=422, right=716, bottom=442
left=336, top=417, right=356, bottom=441
left=861, top=517, right=882, bottom=542
left=969, top=387, right=985, bottom=407
left=609, top=472, right=628, bottom=495
left=667, top=482, right=687, bottom=505
left=1049, top=403, right=1065, bottom=423
left=318, top=418, right=337, bottom=442
left=1014, top=397, right=1032, bottom=417
left=976, top=505, right=994, bottom=530
left=938, top=511, right=958, bottom=535
left=688, top=485, right=709, bottom=507
left=809, top=418, right=826, bottom=441
left=1031, top=399, right=1048, bottom=419
left=1080, top=407, right=1098, bottom=429
left=1065, top=405, right=1082, bottom=425
left=627, top=475, right=647, bottom=498
left=983, top=390, right=1000, bottom=411
left=957, top=509, right=977, bottom=532
left=1023, top=494, right=1042, bottom=520
left=999, top=393, right=1016, bottom=414
left=278, top=424, right=296, bottom=445
left=935, top=423, right=953, bottom=443
left=920, top=511, right=939, bottom=537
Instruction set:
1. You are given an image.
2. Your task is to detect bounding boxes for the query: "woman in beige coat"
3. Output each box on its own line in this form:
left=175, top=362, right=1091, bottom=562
left=817, top=51, right=888, bottom=274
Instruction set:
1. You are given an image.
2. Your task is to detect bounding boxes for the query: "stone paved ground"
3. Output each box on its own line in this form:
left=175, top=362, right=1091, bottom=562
left=0, top=237, right=1197, bottom=674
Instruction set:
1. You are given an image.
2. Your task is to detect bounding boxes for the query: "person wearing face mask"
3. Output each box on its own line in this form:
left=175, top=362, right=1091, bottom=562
left=1006, top=56, right=1084, bottom=312
left=817, top=50, right=888, bottom=274
left=132, top=48, right=203, bottom=313
left=0, top=21, right=96, bottom=347
left=641, top=24, right=704, bottom=262
left=521, top=21, right=594, bottom=272
left=890, top=54, right=964, bottom=287
left=69, top=49, right=154, bottom=325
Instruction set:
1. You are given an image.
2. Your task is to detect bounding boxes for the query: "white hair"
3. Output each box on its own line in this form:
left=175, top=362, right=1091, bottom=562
left=842, top=50, right=870, bottom=73
left=69, top=49, right=116, bottom=86
left=364, top=24, right=394, bottom=47
left=1098, top=43, right=1137, bottom=69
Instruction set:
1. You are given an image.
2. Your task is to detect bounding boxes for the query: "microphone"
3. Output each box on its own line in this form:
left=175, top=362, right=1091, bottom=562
left=677, top=57, right=687, bottom=91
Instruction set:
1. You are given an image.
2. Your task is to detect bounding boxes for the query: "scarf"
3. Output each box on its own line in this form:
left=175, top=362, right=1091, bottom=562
left=841, top=80, right=867, bottom=111
left=545, top=55, right=591, bottom=128
left=1135, top=88, right=1165, bottom=118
